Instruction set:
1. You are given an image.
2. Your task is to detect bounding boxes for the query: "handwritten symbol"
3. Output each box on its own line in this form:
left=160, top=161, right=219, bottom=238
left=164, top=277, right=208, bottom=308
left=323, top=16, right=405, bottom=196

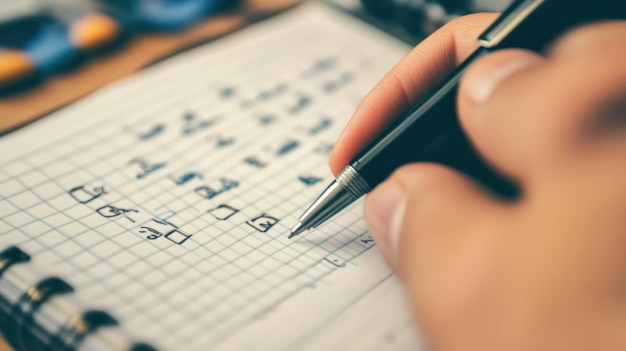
left=322, top=81, right=338, bottom=93
left=138, top=124, right=165, bottom=140
left=309, top=57, right=335, bottom=74
left=258, top=115, right=276, bottom=126
left=207, top=204, right=239, bottom=220
left=195, top=178, right=239, bottom=200
left=324, top=254, right=346, bottom=268
left=246, top=214, right=279, bottom=233
left=323, top=71, right=353, bottom=93
left=276, top=140, right=299, bottom=156
left=139, top=218, right=178, bottom=240
left=258, top=83, right=287, bottom=100
left=169, top=172, right=203, bottom=186
left=97, top=205, right=138, bottom=223
left=139, top=219, right=189, bottom=245
left=243, top=156, right=266, bottom=168
left=207, top=134, right=235, bottom=148
left=258, top=90, right=273, bottom=101
left=298, top=176, right=322, bottom=186
left=308, top=118, right=332, bottom=135
left=69, top=185, right=106, bottom=204
left=164, top=229, right=191, bottom=245
left=140, top=226, right=162, bottom=240
left=241, top=83, right=288, bottom=108
left=357, top=234, right=376, bottom=248
left=287, top=94, right=312, bottom=115
left=182, top=112, right=217, bottom=136
left=129, top=158, right=166, bottom=179
left=219, top=87, right=236, bottom=99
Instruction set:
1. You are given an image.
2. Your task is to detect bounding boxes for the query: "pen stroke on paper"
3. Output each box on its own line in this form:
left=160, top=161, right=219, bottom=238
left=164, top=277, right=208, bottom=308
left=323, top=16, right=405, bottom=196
left=54, top=53, right=365, bottom=246
left=54, top=51, right=363, bottom=246
left=0, top=4, right=416, bottom=350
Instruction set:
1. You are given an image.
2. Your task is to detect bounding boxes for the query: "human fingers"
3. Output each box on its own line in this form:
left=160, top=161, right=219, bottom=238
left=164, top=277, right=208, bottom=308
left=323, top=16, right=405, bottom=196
left=364, top=163, right=512, bottom=349
left=364, top=162, right=506, bottom=273
left=458, top=21, right=626, bottom=186
left=457, top=49, right=545, bottom=182
left=546, top=21, right=626, bottom=143
left=329, top=13, right=499, bottom=175
left=548, top=21, right=626, bottom=58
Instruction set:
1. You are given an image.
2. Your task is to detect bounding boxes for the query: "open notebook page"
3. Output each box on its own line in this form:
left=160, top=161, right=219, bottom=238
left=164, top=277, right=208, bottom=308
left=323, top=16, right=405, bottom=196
left=0, top=2, right=423, bottom=350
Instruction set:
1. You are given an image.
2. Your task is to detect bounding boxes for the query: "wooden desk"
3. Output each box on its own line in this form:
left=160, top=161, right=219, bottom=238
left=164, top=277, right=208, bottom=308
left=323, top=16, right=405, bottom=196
left=0, top=2, right=299, bottom=350
left=0, top=0, right=299, bottom=134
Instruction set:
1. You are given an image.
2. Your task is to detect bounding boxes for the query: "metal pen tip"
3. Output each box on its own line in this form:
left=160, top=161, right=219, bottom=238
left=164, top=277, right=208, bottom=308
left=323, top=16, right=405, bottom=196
left=288, top=222, right=306, bottom=239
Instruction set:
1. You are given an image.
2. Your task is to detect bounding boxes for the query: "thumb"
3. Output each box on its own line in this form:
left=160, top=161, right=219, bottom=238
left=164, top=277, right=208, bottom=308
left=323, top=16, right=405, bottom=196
left=364, top=162, right=507, bottom=277
left=364, top=163, right=511, bottom=348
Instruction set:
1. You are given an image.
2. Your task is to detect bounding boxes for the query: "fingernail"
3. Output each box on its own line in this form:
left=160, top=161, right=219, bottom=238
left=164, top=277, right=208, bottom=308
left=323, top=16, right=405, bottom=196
left=465, top=53, right=538, bottom=103
left=365, top=181, right=407, bottom=264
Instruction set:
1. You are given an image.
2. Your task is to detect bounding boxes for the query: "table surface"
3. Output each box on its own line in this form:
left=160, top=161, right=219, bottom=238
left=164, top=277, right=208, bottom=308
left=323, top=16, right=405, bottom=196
left=0, top=0, right=299, bottom=135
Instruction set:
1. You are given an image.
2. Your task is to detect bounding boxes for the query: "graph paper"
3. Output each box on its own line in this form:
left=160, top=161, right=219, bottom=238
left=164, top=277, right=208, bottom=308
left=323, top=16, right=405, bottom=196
left=0, top=3, right=422, bottom=350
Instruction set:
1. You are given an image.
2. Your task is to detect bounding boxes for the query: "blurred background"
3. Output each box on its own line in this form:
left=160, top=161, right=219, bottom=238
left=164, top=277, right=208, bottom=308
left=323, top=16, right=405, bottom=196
left=0, top=0, right=512, bottom=133
left=331, top=0, right=512, bottom=43
left=0, top=0, right=512, bottom=95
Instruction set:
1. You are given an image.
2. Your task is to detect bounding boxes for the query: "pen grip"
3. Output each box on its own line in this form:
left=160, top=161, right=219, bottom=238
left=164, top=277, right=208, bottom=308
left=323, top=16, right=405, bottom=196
left=416, top=121, right=518, bottom=198
left=352, top=0, right=626, bottom=200
left=352, top=49, right=516, bottom=198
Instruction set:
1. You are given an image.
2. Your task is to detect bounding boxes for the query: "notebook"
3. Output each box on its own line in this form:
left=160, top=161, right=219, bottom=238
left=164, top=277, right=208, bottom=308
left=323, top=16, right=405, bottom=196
left=0, top=2, right=422, bottom=350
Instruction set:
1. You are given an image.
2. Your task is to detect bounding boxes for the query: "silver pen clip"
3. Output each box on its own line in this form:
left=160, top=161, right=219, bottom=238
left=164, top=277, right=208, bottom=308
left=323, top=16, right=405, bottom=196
left=478, top=0, right=546, bottom=48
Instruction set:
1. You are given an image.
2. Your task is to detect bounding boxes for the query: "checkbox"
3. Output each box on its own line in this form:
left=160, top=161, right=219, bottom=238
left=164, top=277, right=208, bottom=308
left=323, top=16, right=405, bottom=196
left=165, top=229, right=191, bottom=245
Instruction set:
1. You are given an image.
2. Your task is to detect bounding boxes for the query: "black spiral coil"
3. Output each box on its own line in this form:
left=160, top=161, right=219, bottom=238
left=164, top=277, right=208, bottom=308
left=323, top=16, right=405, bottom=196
left=0, top=246, right=156, bottom=351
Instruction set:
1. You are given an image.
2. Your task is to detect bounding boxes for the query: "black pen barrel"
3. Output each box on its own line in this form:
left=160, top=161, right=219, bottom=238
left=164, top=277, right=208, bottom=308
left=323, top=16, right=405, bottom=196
left=291, top=0, right=626, bottom=237
left=352, top=0, right=626, bottom=197
left=352, top=49, right=517, bottom=194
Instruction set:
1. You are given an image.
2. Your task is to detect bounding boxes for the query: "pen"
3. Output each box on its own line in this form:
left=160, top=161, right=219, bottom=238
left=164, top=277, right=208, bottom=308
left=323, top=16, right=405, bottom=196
left=290, top=0, right=626, bottom=238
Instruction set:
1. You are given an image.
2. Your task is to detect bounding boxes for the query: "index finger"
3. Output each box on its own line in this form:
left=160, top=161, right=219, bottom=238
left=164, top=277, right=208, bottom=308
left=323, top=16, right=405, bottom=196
left=329, top=13, right=499, bottom=176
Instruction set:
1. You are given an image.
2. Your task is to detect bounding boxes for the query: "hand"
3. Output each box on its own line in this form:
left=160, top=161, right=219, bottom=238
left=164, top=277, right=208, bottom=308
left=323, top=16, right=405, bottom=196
left=330, top=15, right=626, bottom=351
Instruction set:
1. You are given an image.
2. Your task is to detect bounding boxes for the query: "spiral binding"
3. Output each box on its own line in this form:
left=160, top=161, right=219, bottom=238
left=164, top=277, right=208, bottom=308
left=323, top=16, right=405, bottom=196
left=0, top=247, right=31, bottom=278
left=51, top=310, right=119, bottom=351
left=0, top=246, right=31, bottom=339
left=8, top=277, right=74, bottom=351
left=0, top=246, right=157, bottom=351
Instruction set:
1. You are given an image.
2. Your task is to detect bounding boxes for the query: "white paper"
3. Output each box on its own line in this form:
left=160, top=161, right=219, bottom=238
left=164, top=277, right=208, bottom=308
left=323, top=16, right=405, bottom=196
left=0, top=3, right=422, bottom=350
